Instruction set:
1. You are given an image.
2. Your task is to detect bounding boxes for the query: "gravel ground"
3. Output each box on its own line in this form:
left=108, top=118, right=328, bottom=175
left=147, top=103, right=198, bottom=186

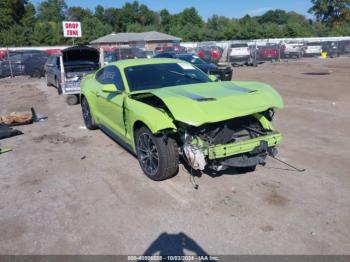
left=0, top=57, right=349, bottom=255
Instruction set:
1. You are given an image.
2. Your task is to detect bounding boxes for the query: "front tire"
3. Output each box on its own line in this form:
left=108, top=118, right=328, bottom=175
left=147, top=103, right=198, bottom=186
left=135, top=126, right=178, bottom=181
left=81, top=98, right=97, bottom=130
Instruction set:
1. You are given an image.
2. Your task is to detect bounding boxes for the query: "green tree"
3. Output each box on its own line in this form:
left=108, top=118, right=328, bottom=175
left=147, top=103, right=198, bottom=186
left=0, top=25, right=29, bottom=46
left=20, top=2, right=36, bottom=28
left=37, top=0, right=67, bottom=22
left=137, top=4, right=158, bottom=26
left=67, top=6, right=92, bottom=21
left=94, top=5, right=104, bottom=19
left=0, top=0, right=27, bottom=30
left=238, top=15, right=262, bottom=39
left=309, top=0, right=350, bottom=26
left=31, top=22, right=56, bottom=45
left=311, top=21, right=330, bottom=36
left=206, top=15, right=240, bottom=40
left=159, top=9, right=172, bottom=33
left=78, top=17, right=112, bottom=44
left=177, top=7, right=203, bottom=27
left=102, top=8, right=120, bottom=31
left=258, top=9, right=288, bottom=24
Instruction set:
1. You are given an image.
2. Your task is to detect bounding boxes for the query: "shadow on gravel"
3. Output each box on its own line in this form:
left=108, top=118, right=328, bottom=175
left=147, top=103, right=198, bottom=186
left=142, top=232, right=211, bottom=259
left=180, top=156, right=246, bottom=178
left=302, top=72, right=331, bottom=75
left=203, top=168, right=242, bottom=178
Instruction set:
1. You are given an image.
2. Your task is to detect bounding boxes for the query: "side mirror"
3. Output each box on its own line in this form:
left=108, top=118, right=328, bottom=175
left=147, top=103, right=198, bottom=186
left=208, top=74, right=219, bottom=82
left=102, top=84, right=119, bottom=93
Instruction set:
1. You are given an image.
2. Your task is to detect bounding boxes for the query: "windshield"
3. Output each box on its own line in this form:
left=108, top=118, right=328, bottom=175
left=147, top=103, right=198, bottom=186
left=124, top=63, right=210, bottom=92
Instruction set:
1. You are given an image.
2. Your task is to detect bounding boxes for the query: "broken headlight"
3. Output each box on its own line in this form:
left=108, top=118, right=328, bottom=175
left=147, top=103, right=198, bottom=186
left=263, top=108, right=275, bottom=121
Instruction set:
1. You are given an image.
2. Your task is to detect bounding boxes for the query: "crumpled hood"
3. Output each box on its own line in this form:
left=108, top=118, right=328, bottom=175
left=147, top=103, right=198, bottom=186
left=142, top=81, right=283, bottom=126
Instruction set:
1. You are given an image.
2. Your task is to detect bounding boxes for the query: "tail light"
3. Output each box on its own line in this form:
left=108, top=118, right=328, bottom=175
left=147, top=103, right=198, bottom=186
left=211, top=48, right=220, bottom=59
left=198, top=51, right=204, bottom=58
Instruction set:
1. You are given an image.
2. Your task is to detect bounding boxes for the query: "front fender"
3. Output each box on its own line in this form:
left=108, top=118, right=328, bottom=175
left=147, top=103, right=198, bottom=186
left=125, top=97, right=177, bottom=138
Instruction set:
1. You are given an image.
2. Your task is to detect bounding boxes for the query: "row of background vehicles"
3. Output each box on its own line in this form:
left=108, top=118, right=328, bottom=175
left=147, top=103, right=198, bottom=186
left=1, top=39, right=350, bottom=79
left=1, top=39, right=349, bottom=105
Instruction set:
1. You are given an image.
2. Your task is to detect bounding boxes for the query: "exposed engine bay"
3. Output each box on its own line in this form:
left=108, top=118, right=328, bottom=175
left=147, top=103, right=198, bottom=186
left=181, top=115, right=279, bottom=171
left=191, top=115, right=267, bottom=145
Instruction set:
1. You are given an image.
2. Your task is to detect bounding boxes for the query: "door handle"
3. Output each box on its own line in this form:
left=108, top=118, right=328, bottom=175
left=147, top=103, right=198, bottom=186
left=96, top=92, right=101, bottom=97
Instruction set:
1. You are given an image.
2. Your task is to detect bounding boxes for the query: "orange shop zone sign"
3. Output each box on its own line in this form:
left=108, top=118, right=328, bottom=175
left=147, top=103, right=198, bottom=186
left=63, top=21, right=82, bottom=37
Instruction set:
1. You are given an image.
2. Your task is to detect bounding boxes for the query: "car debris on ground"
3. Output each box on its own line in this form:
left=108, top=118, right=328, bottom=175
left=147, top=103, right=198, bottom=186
left=0, top=124, right=23, bottom=140
left=0, top=108, right=47, bottom=126
left=0, top=111, right=33, bottom=126
left=0, top=147, right=12, bottom=154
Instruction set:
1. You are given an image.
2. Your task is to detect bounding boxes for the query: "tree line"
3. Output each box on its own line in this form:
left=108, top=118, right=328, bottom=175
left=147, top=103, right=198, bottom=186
left=0, top=0, right=349, bottom=47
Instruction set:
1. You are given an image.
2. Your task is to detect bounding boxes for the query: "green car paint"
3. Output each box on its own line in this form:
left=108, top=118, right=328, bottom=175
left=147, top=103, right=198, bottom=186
left=80, top=58, right=283, bottom=170
left=207, top=132, right=282, bottom=159
left=188, top=113, right=283, bottom=160
left=133, top=80, right=283, bottom=126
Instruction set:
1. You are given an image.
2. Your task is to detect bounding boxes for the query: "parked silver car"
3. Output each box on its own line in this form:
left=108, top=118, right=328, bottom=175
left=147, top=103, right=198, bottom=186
left=44, top=45, right=100, bottom=105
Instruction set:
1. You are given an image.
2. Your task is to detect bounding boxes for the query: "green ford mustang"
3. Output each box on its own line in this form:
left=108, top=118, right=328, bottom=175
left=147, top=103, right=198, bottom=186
left=80, top=58, right=283, bottom=181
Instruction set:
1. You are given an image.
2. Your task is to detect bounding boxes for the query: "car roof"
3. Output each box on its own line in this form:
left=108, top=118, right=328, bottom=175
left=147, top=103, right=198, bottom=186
left=108, top=58, right=187, bottom=69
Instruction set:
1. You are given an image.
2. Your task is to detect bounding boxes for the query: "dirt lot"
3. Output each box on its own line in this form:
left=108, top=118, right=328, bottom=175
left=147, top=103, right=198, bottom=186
left=0, top=57, right=350, bottom=255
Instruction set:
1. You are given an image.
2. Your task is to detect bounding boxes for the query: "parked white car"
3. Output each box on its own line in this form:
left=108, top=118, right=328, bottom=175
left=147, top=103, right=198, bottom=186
left=282, top=41, right=305, bottom=58
left=229, top=43, right=252, bottom=65
left=304, top=42, right=322, bottom=57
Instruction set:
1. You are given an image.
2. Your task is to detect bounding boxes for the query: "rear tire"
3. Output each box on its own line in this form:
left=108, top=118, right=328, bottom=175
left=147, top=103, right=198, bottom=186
left=135, top=126, right=179, bottom=181
left=81, top=98, right=97, bottom=130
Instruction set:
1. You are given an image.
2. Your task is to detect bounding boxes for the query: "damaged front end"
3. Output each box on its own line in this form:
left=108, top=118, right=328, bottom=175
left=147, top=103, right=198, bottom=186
left=179, top=112, right=282, bottom=171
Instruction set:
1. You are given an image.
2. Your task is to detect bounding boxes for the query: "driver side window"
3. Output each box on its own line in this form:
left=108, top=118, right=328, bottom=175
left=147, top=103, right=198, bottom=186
left=96, top=66, right=125, bottom=91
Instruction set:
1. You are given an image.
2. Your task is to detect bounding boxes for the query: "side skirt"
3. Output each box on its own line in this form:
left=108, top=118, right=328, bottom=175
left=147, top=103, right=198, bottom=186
left=99, top=125, right=137, bottom=157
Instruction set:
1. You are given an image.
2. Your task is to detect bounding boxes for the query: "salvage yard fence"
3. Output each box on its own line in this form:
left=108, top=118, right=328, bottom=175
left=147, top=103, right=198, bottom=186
left=181, top=36, right=350, bottom=64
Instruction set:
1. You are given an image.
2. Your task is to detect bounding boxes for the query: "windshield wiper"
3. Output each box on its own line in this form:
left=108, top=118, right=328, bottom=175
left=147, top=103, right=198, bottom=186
left=167, top=70, right=206, bottom=83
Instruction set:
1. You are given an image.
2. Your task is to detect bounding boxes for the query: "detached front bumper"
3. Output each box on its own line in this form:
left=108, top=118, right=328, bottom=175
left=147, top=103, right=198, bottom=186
left=207, top=131, right=282, bottom=160
left=184, top=131, right=282, bottom=170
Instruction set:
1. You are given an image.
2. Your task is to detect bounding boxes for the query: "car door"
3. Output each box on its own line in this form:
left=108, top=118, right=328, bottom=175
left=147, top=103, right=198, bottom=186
left=95, top=65, right=126, bottom=139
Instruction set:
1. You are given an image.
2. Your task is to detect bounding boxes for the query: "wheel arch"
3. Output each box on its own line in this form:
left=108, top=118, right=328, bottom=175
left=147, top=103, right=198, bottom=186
left=131, top=120, right=177, bottom=149
left=80, top=93, right=86, bottom=105
left=126, top=97, right=177, bottom=138
left=132, top=119, right=176, bottom=136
